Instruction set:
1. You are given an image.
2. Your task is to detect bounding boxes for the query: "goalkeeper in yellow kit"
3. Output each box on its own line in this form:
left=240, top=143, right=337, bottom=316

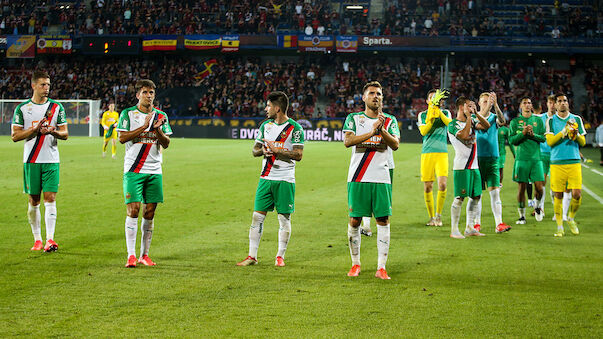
left=417, top=89, right=451, bottom=226
left=101, top=103, right=119, bottom=159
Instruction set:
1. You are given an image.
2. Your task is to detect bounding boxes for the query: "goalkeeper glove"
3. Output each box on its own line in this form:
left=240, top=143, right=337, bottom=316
left=430, top=89, right=450, bottom=107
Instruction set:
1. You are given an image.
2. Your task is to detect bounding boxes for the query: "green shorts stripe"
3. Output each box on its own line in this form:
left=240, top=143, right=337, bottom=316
left=123, top=172, right=164, bottom=204
left=23, top=163, right=60, bottom=195
left=478, top=157, right=500, bottom=189
left=541, top=152, right=551, bottom=176
left=347, top=182, right=392, bottom=218
left=453, top=169, right=482, bottom=198
left=512, top=159, right=545, bottom=183
left=254, top=179, right=295, bottom=214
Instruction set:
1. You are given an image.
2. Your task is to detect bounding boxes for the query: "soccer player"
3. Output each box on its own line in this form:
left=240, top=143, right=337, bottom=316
left=360, top=144, right=393, bottom=237
left=237, top=91, right=304, bottom=267
left=448, top=97, right=491, bottom=239
left=361, top=110, right=397, bottom=237
left=343, top=81, right=400, bottom=279
left=533, top=95, right=556, bottom=217
left=473, top=92, right=512, bottom=233
left=509, top=97, right=546, bottom=224
left=117, top=79, right=172, bottom=268
left=545, top=93, right=586, bottom=237
left=101, top=103, right=119, bottom=159
left=11, top=70, right=68, bottom=252
left=417, top=89, right=452, bottom=227
left=497, top=121, right=515, bottom=184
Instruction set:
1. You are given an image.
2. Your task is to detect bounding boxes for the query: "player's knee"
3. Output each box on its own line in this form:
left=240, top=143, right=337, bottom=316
left=424, top=182, right=433, bottom=193
left=43, top=192, right=56, bottom=203
left=375, top=216, right=389, bottom=225
left=572, top=191, right=581, bottom=200
left=127, top=204, right=140, bottom=217
left=28, top=195, right=41, bottom=206
left=349, top=217, right=361, bottom=227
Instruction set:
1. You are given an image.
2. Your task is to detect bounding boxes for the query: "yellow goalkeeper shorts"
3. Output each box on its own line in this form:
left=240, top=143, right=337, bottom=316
left=421, top=152, right=448, bottom=182
left=550, top=163, right=582, bottom=192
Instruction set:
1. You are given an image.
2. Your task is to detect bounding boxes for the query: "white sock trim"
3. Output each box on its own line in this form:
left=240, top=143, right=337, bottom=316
left=377, top=224, right=390, bottom=270
left=248, top=212, right=266, bottom=258
left=28, top=203, right=42, bottom=241
left=277, top=213, right=291, bottom=258
left=44, top=201, right=57, bottom=241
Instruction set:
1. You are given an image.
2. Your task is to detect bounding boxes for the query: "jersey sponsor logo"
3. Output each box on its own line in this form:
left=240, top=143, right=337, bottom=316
left=133, top=131, right=158, bottom=144
left=358, top=135, right=387, bottom=150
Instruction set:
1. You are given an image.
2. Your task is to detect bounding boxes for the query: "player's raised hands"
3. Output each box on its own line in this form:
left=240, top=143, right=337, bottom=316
left=372, top=115, right=385, bottom=135
left=263, top=139, right=277, bottom=156
left=152, top=116, right=165, bottom=129
left=430, top=88, right=450, bottom=107
left=143, top=112, right=153, bottom=128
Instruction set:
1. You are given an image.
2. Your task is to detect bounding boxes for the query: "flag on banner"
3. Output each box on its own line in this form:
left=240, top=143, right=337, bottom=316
left=143, top=35, right=177, bottom=51
left=336, top=36, right=358, bottom=53
left=7, top=35, right=36, bottom=58
left=298, top=35, right=334, bottom=52
left=221, top=35, right=239, bottom=52
left=36, top=35, right=72, bottom=54
left=184, top=35, right=221, bottom=50
left=195, top=59, right=218, bottom=79
left=277, top=35, right=298, bottom=48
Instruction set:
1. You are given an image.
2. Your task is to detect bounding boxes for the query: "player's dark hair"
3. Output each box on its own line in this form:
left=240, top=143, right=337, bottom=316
left=362, top=81, right=382, bottom=94
left=455, top=96, right=468, bottom=108
left=519, top=96, right=531, bottom=104
left=267, top=91, right=289, bottom=114
left=136, top=79, right=156, bottom=93
left=427, top=89, right=437, bottom=99
left=31, top=70, right=50, bottom=83
left=554, top=92, right=567, bottom=102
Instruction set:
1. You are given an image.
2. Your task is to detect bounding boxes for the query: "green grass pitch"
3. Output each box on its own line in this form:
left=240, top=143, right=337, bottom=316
left=0, top=137, right=601, bottom=337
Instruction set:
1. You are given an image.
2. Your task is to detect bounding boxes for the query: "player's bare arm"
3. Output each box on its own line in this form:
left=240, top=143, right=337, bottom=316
left=379, top=125, right=399, bottom=150
left=344, top=119, right=383, bottom=148
left=11, top=119, right=46, bottom=142
left=154, top=121, right=170, bottom=149
left=119, top=113, right=153, bottom=143
left=472, top=102, right=491, bottom=130
left=274, top=144, right=304, bottom=162
left=252, top=142, right=265, bottom=157
left=47, top=124, right=69, bottom=140
left=456, top=107, right=474, bottom=141
left=491, top=92, right=506, bottom=125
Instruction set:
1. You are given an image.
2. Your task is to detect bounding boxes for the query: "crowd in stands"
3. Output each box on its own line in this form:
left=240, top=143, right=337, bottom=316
left=583, top=64, right=603, bottom=126
left=380, top=0, right=601, bottom=38
left=0, top=55, right=596, bottom=126
left=0, top=0, right=600, bottom=38
left=324, top=58, right=441, bottom=119
left=450, top=58, right=573, bottom=121
left=194, top=56, right=322, bottom=118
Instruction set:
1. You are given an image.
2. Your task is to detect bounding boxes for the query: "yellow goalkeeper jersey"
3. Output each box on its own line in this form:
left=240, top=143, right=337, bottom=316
left=101, top=110, right=119, bottom=128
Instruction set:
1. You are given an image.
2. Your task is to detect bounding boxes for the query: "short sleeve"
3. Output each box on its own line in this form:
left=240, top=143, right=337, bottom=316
left=387, top=116, right=400, bottom=137
left=291, top=123, right=304, bottom=145
left=545, top=116, right=554, bottom=135
left=576, top=116, right=586, bottom=135
left=417, top=111, right=427, bottom=127
left=343, top=114, right=356, bottom=134
left=448, top=120, right=458, bottom=135
left=56, top=102, right=67, bottom=125
left=161, top=114, right=173, bottom=135
left=255, top=121, right=265, bottom=144
left=116, top=110, right=130, bottom=131
left=12, top=105, right=24, bottom=126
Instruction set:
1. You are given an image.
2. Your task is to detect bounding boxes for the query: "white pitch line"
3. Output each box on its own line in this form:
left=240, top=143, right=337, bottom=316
left=582, top=163, right=590, bottom=169
left=591, top=168, right=603, bottom=177
left=582, top=185, right=603, bottom=205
